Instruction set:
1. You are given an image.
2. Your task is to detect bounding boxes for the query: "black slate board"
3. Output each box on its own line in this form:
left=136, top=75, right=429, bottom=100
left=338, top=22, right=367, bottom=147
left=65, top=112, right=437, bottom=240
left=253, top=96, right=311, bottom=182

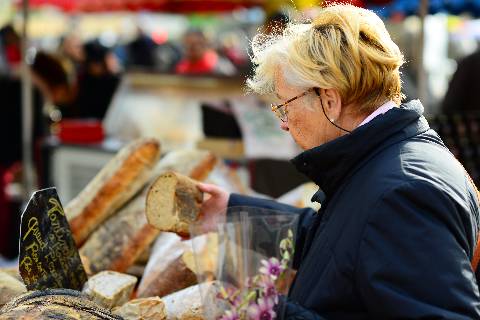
left=18, top=187, right=87, bottom=291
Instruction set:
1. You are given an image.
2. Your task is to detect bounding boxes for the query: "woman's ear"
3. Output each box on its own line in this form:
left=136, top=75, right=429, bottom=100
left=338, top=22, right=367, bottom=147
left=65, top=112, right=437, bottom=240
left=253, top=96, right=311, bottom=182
left=320, top=88, right=342, bottom=122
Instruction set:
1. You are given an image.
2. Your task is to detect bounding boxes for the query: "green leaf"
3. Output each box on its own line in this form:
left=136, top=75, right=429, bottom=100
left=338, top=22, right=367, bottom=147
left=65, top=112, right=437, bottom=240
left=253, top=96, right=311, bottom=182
left=288, top=229, right=294, bottom=238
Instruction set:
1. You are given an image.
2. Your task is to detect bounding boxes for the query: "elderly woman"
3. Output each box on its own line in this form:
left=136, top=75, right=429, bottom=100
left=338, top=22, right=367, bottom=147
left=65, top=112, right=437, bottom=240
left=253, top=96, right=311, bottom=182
left=198, top=4, right=480, bottom=319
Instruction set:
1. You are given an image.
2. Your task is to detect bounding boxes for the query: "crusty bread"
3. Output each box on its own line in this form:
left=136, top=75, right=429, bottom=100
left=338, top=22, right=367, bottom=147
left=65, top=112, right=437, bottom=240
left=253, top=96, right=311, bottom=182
left=112, top=297, right=166, bottom=320
left=146, top=171, right=203, bottom=236
left=162, top=282, right=227, bottom=320
left=66, top=138, right=161, bottom=245
left=82, top=271, right=137, bottom=310
left=137, top=233, right=196, bottom=299
left=79, top=192, right=159, bottom=275
left=151, top=149, right=217, bottom=181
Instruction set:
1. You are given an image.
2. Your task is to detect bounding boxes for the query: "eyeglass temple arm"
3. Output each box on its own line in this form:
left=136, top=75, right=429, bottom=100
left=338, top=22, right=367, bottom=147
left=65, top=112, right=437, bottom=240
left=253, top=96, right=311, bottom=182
left=315, top=87, right=352, bottom=134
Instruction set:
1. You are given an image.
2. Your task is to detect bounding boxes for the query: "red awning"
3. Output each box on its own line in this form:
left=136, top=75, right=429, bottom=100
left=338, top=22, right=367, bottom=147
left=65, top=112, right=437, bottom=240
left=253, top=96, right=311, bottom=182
left=21, top=0, right=264, bottom=12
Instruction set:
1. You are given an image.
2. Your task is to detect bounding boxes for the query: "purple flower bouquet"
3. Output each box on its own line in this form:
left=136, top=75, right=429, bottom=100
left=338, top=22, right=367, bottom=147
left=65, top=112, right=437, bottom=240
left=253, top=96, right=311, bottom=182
left=190, top=207, right=298, bottom=320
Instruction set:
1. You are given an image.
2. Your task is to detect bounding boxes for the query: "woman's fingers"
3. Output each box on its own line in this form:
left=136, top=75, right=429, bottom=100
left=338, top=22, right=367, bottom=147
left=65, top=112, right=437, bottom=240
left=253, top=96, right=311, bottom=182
left=196, top=182, right=229, bottom=217
left=197, top=182, right=221, bottom=195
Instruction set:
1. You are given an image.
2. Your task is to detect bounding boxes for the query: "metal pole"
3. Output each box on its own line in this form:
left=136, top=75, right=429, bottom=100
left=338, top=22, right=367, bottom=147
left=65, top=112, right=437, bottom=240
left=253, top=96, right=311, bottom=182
left=417, top=0, right=429, bottom=112
left=21, top=0, right=35, bottom=198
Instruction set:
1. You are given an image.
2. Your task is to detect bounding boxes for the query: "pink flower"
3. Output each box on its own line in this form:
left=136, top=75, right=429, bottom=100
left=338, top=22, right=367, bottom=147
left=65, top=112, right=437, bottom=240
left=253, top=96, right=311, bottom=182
left=247, top=298, right=276, bottom=320
left=259, top=276, right=278, bottom=304
left=259, top=258, right=284, bottom=279
left=219, top=310, right=240, bottom=320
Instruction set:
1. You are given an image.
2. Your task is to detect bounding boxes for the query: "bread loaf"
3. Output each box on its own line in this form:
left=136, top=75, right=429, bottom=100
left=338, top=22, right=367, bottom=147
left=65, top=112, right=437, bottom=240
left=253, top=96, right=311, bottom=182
left=79, top=149, right=217, bottom=275
left=113, top=297, right=166, bottom=320
left=162, top=282, right=227, bottom=320
left=137, top=233, right=196, bottom=298
left=146, top=171, right=203, bottom=236
left=0, top=289, right=122, bottom=319
left=0, top=271, right=26, bottom=307
left=152, top=149, right=216, bottom=181
left=79, top=192, right=159, bottom=275
left=66, top=138, right=161, bottom=245
left=82, top=271, right=137, bottom=309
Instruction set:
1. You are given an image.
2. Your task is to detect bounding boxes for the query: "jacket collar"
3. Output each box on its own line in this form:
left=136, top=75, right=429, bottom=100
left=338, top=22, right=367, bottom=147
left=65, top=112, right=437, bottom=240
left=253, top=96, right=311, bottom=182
left=291, top=100, right=430, bottom=201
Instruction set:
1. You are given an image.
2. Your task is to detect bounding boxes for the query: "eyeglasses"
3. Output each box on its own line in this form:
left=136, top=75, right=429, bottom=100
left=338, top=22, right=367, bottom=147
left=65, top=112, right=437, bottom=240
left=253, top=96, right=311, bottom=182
left=271, top=88, right=317, bottom=122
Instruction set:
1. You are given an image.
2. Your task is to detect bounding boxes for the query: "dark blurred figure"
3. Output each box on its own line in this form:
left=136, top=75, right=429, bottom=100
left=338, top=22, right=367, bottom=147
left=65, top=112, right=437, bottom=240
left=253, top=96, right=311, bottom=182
left=175, top=29, right=235, bottom=76
left=442, top=50, right=480, bottom=113
left=31, top=51, right=77, bottom=118
left=75, top=41, right=120, bottom=119
left=32, top=43, right=120, bottom=120
left=128, top=27, right=156, bottom=68
left=0, top=25, right=21, bottom=74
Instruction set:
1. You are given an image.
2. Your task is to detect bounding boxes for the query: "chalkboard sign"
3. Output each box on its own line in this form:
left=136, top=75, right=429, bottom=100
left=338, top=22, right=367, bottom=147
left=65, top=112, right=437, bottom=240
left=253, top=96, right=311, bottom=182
left=18, top=187, right=87, bottom=291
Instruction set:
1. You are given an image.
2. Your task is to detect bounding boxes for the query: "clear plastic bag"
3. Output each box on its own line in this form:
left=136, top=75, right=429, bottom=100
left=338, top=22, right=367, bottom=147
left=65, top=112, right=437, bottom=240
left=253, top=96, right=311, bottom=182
left=190, top=206, right=299, bottom=320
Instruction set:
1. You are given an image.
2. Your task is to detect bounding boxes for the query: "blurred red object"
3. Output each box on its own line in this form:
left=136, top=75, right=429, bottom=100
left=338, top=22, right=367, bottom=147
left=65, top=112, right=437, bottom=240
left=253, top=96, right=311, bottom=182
left=21, top=0, right=264, bottom=12
left=57, top=119, right=104, bottom=144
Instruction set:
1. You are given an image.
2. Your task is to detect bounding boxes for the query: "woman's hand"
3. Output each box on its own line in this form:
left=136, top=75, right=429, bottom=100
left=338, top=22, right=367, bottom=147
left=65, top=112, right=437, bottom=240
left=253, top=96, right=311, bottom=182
left=197, top=182, right=230, bottom=218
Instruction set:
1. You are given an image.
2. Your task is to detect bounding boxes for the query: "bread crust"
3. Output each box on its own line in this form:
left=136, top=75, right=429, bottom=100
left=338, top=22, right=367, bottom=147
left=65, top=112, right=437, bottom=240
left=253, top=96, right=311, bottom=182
left=79, top=193, right=159, bottom=275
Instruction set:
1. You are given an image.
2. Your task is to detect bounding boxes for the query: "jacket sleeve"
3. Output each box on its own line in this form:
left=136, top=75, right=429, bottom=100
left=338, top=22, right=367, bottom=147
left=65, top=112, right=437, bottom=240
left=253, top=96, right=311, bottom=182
left=356, top=181, right=480, bottom=319
left=228, top=193, right=317, bottom=270
left=275, top=296, right=327, bottom=320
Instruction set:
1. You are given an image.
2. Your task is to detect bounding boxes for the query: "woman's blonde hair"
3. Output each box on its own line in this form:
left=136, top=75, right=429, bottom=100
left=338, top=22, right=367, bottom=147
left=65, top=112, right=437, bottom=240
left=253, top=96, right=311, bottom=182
left=247, top=4, right=405, bottom=114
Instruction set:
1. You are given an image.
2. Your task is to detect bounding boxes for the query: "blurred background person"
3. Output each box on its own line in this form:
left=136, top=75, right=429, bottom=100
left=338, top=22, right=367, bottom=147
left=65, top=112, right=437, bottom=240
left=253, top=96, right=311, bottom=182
left=0, top=25, right=21, bottom=75
left=75, top=40, right=121, bottom=119
left=442, top=49, right=480, bottom=113
left=31, top=51, right=76, bottom=118
left=175, top=29, right=236, bottom=76
left=127, top=26, right=156, bottom=68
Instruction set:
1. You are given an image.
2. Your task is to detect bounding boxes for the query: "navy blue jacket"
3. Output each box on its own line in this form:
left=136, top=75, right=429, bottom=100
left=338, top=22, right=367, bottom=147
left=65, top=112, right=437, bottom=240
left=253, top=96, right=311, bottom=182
left=228, top=101, right=480, bottom=319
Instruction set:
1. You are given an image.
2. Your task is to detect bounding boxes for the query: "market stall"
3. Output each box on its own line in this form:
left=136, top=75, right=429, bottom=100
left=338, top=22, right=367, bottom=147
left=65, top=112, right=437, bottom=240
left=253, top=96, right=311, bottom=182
left=2, top=0, right=480, bottom=318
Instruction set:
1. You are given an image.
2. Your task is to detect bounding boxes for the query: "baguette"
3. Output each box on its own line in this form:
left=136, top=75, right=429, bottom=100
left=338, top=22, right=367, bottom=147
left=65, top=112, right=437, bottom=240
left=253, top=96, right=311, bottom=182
left=151, top=149, right=217, bottom=181
left=66, top=138, right=161, bottom=245
left=79, top=192, right=159, bottom=275
left=146, top=171, right=203, bottom=236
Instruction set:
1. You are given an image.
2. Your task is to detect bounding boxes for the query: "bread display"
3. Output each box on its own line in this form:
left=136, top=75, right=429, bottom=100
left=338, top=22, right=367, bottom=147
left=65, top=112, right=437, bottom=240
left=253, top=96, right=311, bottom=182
left=0, top=144, right=258, bottom=319
left=79, top=149, right=217, bottom=276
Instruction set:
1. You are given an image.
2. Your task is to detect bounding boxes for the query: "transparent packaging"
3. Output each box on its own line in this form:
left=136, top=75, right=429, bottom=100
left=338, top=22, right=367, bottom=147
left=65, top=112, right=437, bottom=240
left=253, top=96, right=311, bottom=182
left=190, top=206, right=298, bottom=320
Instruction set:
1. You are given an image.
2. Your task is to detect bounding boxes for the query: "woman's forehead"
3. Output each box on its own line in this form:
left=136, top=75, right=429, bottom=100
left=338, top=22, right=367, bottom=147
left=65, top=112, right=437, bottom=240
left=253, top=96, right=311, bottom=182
left=274, top=72, right=301, bottom=96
